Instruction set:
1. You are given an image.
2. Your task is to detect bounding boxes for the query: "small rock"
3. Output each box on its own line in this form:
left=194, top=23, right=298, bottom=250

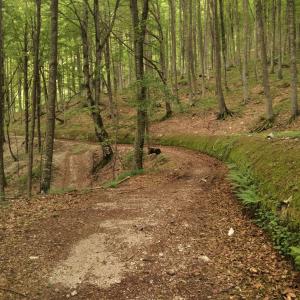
left=70, top=290, right=78, bottom=297
left=159, top=252, right=164, bottom=257
left=198, top=255, right=211, bottom=263
left=249, top=267, right=258, bottom=274
left=29, top=256, right=39, bottom=260
left=166, top=269, right=176, bottom=276
left=228, top=228, right=235, bottom=237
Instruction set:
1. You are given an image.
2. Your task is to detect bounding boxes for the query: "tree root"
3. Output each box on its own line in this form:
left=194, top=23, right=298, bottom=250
left=288, top=112, right=299, bottom=124
left=0, top=287, right=27, bottom=298
left=217, top=109, right=234, bottom=120
left=161, top=111, right=172, bottom=121
left=250, top=117, right=275, bottom=133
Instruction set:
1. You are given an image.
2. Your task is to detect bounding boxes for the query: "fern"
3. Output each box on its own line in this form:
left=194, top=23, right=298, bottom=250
left=291, top=247, right=300, bottom=270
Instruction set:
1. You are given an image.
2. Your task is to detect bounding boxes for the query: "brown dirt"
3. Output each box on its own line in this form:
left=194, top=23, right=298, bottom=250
left=0, top=145, right=299, bottom=299
left=151, top=84, right=300, bottom=137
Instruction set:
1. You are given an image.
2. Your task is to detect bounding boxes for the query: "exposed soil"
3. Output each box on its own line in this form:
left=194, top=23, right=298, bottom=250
left=0, top=144, right=299, bottom=299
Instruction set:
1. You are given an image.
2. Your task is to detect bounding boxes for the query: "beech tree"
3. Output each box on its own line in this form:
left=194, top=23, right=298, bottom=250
left=130, top=0, right=149, bottom=169
left=0, top=0, right=5, bottom=201
left=41, top=0, right=59, bottom=193
left=211, top=0, right=231, bottom=119
left=27, top=0, right=42, bottom=198
left=287, top=0, right=299, bottom=119
left=256, top=0, right=274, bottom=121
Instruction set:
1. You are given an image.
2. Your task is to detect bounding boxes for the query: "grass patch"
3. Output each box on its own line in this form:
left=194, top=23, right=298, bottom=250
left=103, top=169, right=144, bottom=189
left=49, top=187, right=77, bottom=195
left=17, top=165, right=42, bottom=187
left=273, top=131, right=300, bottom=139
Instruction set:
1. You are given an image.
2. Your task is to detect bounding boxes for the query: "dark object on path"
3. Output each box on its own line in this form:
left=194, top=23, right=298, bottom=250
left=148, top=148, right=161, bottom=155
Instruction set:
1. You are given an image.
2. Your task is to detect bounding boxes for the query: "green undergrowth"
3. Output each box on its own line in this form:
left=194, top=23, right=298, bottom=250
left=155, top=134, right=300, bottom=268
left=103, top=169, right=144, bottom=189
left=228, top=163, right=300, bottom=269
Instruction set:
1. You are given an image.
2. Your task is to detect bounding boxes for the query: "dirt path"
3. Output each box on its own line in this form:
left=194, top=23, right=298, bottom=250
left=0, top=146, right=299, bottom=300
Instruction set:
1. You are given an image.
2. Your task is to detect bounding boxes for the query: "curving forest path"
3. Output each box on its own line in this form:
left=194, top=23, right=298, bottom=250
left=0, top=145, right=299, bottom=299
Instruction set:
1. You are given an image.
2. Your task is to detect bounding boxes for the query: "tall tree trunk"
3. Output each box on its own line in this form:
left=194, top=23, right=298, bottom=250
left=36, top=71, right=42, bottom=152
left=211, top=0, right=230, bottom=119
left=287, top=0, right=299, bottom=119
left=219, top=0, right=228, bottom=90
left=197, top=0, right=205, bottom=96
left=234, top=0, right=242, bottom=74
left=0, top=0, right=5, bottom=201
left=94, top=0, right=101, bottom=107
left=41, top=0, right=58, bottom=193
left=130, top=0, right=149, bottom=169
left=187, top=0, right=196, bottom=104
left=277, top=0, right=283, bottom=79
left=256, top=0, right=274, bottom=121
left=168, top=0, right=179, bottom=101
left=104, top=39, right=114, bottom=118
left=24, top=23, right=29, bottom=153
left=81, top=2, right=113, bottom=168
left=154, top=0, right=172, bottom=118
left=270, top=0, right=276, bottom=74
left=242, top=0, right=250, bottom=103
left=27, top=0, right=41, bottom=198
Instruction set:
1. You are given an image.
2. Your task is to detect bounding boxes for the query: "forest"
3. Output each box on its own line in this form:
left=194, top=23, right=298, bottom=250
left=0, top=0, right=300, bottom=299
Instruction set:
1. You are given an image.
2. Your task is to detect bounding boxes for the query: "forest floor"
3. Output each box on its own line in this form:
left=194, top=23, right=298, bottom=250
left=2, top=68, right=300, bottom=299
left=1, top=144, right=300, bottom=299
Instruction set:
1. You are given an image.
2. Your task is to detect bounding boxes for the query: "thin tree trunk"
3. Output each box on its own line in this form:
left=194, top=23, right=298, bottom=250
left=242, top=0, right=250, bottom=103
left=256, top=0, right=274, bottom=121
left=0, top=0, right=5, bottom=201
left=168, top=0, right=179, bottom=101
left=287, top=0, right=299, bottom=119
left=104, top=39, right=114, bottom=118
left=130, top=0, right=149, bottom=169
left=94, top=0, right=101, bottom=107
left=36, top=71, right=42, bottom=152
left=270, top=0, right=276, bottom=74
left=27, top=0, right=41, bottom=198
left=41, top=0, right=58, bottom=193
left=24, top=23, right=29, bottom=153
left=211, top=0, right=230, bottom=119
left=197, top=0, right=205, bottom=96
left=80, top=2, right=113, bottom=168
left=219, top=0, right=228, bottom=90
left=277, top=0, right=283, bottom=79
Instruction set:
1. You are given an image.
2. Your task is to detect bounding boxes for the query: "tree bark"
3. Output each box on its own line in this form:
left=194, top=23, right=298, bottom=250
left=27, top=0, right=41, bottom=198
left=41, top=0, right=59, bottom=193
left=23, top=22, right=29, bottom=153
left=211, top=0, right=230, bottom=119
left=130, top=0, right=149, bottom=169
left=0, top=0, right=5, bottom=201
left=242, top=0, right=250, bottom=103
left=168, top=0, right=179, bottom=100
left=287, top=0, right=299, bottom=119
left=219, top=0, right=228, bottom=90
left=80, top=1, right=113, bottom=168
left=270, top=0, right=276, bottom=74
left=277, top=0, right=283, bottom=79
left=256, top=0, right=274, bottom=121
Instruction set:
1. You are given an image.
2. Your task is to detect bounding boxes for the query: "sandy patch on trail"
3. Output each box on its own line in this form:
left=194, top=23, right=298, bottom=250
left=49, top=218, right=152, bottom=289
left=49, top=233, right=124, bottom=288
